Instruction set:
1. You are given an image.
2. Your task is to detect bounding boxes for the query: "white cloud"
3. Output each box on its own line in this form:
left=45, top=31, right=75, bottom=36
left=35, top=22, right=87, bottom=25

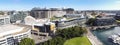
left=115, top=0, right=120, bottom=3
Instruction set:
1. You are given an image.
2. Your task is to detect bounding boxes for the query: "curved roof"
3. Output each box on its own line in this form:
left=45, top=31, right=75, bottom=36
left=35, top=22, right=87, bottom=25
left=24, top=16, right=36, bottom=25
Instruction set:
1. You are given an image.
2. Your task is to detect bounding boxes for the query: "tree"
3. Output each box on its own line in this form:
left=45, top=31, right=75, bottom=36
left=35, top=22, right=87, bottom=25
left=91, top=11, right=97, bottom=16
left=43, top=41, right=48, bottom=45
left=56, top=26, right=87, bottom=39
left=86, top=18, right=96, bottom=26
left=43, top=37, right=65, bottom=45
left=42, top=26, right=88, bottom=45
left=19, top=38, right=35, bottom=45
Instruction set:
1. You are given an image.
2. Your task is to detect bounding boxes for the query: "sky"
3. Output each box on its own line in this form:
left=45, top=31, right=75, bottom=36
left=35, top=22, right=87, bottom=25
left=0, top=0, right=120, bottom=10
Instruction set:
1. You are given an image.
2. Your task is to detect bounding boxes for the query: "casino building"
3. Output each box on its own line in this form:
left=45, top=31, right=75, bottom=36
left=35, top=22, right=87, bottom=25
left=0, top=24, right=31, bottom=45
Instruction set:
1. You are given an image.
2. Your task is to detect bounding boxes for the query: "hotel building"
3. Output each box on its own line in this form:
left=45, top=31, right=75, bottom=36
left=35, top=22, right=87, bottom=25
left=30, top=7, right=75, bottom=19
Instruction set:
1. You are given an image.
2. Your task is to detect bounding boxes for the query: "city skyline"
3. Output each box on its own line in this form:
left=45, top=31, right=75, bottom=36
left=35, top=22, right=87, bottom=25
left=0, top=0, right=120, bottom=11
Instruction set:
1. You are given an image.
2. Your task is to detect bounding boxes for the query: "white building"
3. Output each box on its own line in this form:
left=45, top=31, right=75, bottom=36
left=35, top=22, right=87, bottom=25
left=24, top=16, right=49, bottom=25
left=24, top=16, right=36, bottom=25
left=0, top=24, right=31, bottom=45
left=0, top=15, right=10, bottom=25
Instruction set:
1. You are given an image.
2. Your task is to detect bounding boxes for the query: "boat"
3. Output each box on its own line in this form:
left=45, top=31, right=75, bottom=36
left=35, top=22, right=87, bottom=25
left=108, top=34, right=120, bottom=45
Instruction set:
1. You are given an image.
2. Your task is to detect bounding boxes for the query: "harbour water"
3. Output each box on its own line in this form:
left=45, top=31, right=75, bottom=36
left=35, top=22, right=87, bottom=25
left=92, top=26, right=120, bottom=45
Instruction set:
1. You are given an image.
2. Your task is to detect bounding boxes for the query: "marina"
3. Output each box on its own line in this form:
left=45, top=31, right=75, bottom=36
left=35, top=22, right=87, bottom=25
left=92, top=26, right=120, bottom=45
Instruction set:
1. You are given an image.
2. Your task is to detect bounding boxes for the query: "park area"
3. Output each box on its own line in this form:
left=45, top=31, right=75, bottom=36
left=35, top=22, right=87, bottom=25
left=64, top=36, right=91, bottom=45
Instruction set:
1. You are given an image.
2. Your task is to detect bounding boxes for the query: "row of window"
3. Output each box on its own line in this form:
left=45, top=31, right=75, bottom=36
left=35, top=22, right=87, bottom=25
left=0, top=40, right=6, bottom=45
left=0, top=34, right=29, bottom=45
left=58, top=19, right=85, bottom=27
left=93, top=18, right=115, bottom=26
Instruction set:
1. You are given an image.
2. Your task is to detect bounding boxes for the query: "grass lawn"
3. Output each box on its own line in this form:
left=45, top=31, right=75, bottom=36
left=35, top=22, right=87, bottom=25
left=64, top=36, right=91, bottom=45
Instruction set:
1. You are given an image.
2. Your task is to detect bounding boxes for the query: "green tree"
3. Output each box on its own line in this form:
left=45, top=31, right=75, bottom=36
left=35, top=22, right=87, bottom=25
left=19, top=38, right=35, bottom=45
left=43, top=41, right=48, bottom=45
left=42, top=26, right=88, bottom=45
left=45, top=37, right=66, bottom=45
left=56, top=26, right=87, bottom=39
left=91, top=11, right=97, bottom=16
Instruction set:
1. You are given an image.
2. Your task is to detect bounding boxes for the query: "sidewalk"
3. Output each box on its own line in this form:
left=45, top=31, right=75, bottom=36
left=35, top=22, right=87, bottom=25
left=86, top=28, right=103, bottom=45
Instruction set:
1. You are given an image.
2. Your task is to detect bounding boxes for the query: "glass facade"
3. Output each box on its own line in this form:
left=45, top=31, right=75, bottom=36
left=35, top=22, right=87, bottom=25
left=7, top=37, right=14, bottom=45
left=10, top=12, right=27, bottom=23
left=0, top=40, right=6, bottom=45
left=93, top=18, right=116, bottom=26
left=0, top=16, right=10, bottom=25
left=0, top=19, right=4, bottom=25
left=0, top=28, right=31, bottom=45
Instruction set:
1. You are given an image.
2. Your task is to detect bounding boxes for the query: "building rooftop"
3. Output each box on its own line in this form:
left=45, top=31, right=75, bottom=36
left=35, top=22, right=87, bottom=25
left=97, top=17, right=114, bottom=19
left=0, top=15, right=9, bottom=19
left=0, top=24, right=31, bottom=38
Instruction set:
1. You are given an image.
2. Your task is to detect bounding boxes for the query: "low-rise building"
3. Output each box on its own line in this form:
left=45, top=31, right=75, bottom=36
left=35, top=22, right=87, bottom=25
left=56, top=18, right=86, bottom=29
left=93, top=17, right=116, bottom=26
left=24, top=16, right=56, bottom=35
left=0, top=24, right=31, bottom=45
left=114, top=13, right=120, bottom=20
left=63, top=14, right=85, bottom=18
